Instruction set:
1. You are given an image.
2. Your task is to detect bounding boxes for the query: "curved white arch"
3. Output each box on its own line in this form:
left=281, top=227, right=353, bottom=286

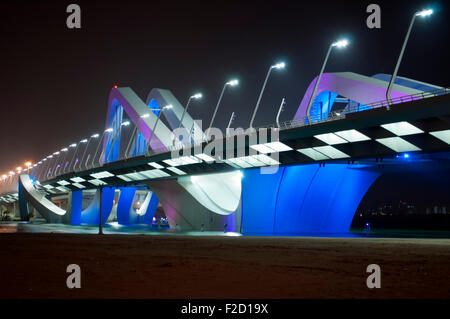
left=178, top=171, right=241, bottom=215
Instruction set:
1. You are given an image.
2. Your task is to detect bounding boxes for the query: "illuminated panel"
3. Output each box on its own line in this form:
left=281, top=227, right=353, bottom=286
left=334, top=129, right=371, bottom=142
left=195, top=153, right=216, bottom=163
left=242, top=156, right=266, bottom=167
left=162, top=159, right=179, bottom=166
left=123, top=172, right=147, bottom=181
left=227, top=158, right=253, bottom=168
left=313, top=146, right=349, bottom=159
left=88, top=179, right=107, bottom=186
left=43, top=184, right=54, bottom=190
left=90, top=171, right=114, bottom=179
left=430, top=129, right=450, bottom=144
left=70, top=177, right=86, bottom=183
left=376, top=137, right=421, bottom=152
left=72, top=183, right=85, bottom=189
left=57, top=180, right=70, bottom=186
left=224, top=159, right=240, bottom=168
left=152, top=170, right=170, bottom=178
left=265, top=141, right=293, bottom=152
left=254, top=154, right=280, bottom=166
left=314, top=133, right=348, bottom=145
left=148, top=162, right=164, bottom=169
left=55, top=186, right=70, bottom=192
left=297, top=148, right=329, bottom=161
left=250, top=141, right=293, bottom=154
left=249, top=144, right=273, bottom=154
left=117, top=175, right=132, bottom=182
left=167, top=167, right=186, bottom=175
left=380, top=121, right=423, bottom=136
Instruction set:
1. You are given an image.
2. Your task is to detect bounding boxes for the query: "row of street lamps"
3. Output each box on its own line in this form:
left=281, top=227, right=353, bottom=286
left=0, top=8, right=434, bottom=182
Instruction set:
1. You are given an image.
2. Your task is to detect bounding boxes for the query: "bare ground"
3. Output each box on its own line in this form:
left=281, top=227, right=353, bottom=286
left=0, top=233, right=449, bottom=299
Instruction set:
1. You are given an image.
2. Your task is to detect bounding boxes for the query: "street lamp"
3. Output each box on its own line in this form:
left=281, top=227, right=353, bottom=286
left=146, top=104, right=173, bottom=155
left=91, top=128, right=113, bottom=169
left=174, top=93, right=202, bottom=146
left=306, top=39, right=349, bottom=124
left=249, top=62, right=285, bottom=128
left=106, top=121, right=131, bottom=163
left=76, top=133, right=99, bottom=171
left=62, top=143, right=77, bottom=174
left=386, top=9, right=433, bottom=107
left=208, top=79, right=239, bottom=137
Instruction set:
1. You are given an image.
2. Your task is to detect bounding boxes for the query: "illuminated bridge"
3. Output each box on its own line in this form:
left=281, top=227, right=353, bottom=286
left=1, top=72, right=449, bottom=234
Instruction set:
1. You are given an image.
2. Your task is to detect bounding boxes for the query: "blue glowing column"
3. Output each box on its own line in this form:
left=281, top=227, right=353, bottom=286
left=80, top=187, right=115, bottom=225
left=69, top=190, right=82, bottom=225
left=116, top=187, right=138, bottom=225
left=241, top=167, right=285, bottom=234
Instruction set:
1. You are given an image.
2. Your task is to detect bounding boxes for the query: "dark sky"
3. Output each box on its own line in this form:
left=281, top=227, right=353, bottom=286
left=0, top=0, right=448, bottom=173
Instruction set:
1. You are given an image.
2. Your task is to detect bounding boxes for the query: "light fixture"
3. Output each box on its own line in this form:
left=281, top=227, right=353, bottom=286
left=91, top=133, right=99, bottom=138
left=332, top=39, right=349, bottom=48
left=226, top=79, right=239, bottom=86
left=191, top=93, right=202, bottom=99
left=272, top=62, right=285, bottom=69
left=416, top=9, right=433, bottom=17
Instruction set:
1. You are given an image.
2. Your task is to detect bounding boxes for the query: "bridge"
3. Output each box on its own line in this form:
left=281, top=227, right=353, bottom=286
left=1, top=72, right=449, bottom=234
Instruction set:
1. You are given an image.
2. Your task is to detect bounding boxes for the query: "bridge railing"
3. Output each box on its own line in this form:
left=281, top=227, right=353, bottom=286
left=254, top=87, right=450, bottom=131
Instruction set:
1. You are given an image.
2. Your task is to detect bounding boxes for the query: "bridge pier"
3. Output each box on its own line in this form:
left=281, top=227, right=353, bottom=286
left=241, top=164, right=380, bottom=235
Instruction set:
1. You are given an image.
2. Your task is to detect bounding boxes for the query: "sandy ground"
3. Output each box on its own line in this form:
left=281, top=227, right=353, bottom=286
left=0, top=233, right=449, bottom=299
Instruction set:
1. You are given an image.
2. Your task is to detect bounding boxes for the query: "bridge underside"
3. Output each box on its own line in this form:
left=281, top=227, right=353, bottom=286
left=16, top=162, right=383, bottom=234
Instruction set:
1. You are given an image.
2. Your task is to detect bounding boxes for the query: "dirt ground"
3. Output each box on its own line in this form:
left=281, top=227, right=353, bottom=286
left=0, top=233, right=449, bottom=299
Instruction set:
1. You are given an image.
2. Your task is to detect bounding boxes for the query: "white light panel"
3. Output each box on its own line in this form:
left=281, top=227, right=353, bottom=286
left=381, top=121, right=423, bottom=136
left=297, top=148, right=329, bottom=161
left=430, top=129, right=450, bottom=144
left=313, top=146, right=349, bottom=159
left=376, top=137, right=421, bottom=152
left=314, top=133, right=348, bottom=145
left=334, top=129, right=371, bottom=142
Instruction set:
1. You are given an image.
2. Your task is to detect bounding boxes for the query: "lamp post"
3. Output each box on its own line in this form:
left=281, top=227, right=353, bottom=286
left=276, top=98, right=286, bottom=128
left=208, top=79, right=238, bottom=138
left=106, top=121, right=130, bottom=163
left=63, top=143, right=77, bottom=174
left=306, top=39, right=348, bottom=124
left=69, top=139, right=88, bottom=172
left=386, top=9, right=433, bottom=107
left=249, top=62, right=285, bottom=129
left=173, top=93, right=202, bottom=146
left=91, top=128, right=113, bottom=168
left=146, top=104, right=173, bottom=155
left=77, top=133, right=99, bottom=171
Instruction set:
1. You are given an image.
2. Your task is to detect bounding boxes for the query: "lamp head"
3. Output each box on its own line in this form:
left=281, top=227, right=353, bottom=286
left=227, top=79, right=239, bottom=86
left=332, top=39, right=349, bottom=48
left=91, top=133, right=100, bottom=138
left=416, top=9, right=433, bottom=17
left=272, top=62, right=285, bottom=69
left=191, top=93, right=202, bottom=99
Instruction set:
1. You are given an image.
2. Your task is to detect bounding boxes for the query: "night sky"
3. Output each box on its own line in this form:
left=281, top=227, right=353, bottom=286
left=0, top=0, right=449, bottom=189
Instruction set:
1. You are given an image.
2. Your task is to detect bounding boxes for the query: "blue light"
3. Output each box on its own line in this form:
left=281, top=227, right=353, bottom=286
left=403, top=153, right=409, bottom=159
